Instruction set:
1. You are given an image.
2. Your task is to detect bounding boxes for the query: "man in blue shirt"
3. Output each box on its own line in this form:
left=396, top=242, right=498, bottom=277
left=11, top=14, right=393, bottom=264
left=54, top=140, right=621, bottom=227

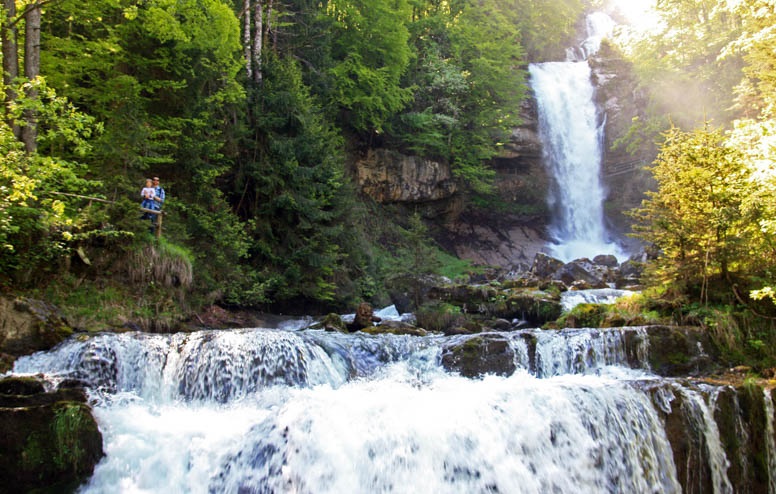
left=152, top=176, right=165, bottom=211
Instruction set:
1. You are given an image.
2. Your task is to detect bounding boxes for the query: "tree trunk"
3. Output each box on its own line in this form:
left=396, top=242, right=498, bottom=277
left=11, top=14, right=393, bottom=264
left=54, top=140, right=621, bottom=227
left=252, top=0, right=262, bottom=84
left=2, top=0, right=20, bottom=139
left=22, top=1, right=41, bottom=153
left=243, top=0, right=252, bottom=80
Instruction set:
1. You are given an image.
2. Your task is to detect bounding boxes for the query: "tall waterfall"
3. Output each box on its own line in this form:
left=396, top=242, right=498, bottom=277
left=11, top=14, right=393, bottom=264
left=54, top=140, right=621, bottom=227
left=9, top=325, right=776, bottom=493
left=530, top=13, right=623, bottom=262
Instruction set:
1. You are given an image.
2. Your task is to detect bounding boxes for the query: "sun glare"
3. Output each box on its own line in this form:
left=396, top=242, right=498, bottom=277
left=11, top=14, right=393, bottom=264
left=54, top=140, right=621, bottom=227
left=609, top=0, right=661, bottom=33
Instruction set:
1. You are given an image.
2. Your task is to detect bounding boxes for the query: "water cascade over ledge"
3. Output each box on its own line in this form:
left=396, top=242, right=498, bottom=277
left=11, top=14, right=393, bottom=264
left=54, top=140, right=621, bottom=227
left=8, top=325, right=776, bottom=493
left=530, top=13, right=624, bottom=261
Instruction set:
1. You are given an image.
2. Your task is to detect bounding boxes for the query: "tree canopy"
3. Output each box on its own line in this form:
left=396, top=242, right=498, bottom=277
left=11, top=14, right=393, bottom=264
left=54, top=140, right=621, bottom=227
left=0, top=0, right=585, bottom=311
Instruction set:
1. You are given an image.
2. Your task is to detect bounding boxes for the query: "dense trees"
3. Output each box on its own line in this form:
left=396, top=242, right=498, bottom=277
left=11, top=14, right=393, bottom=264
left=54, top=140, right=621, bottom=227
left=617, top=0, right=776, bottom=323
left=0, top=0, right=586, bottom=310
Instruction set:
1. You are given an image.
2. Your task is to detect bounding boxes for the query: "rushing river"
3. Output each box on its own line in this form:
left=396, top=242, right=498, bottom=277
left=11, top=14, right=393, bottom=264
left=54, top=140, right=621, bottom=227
left=9, top=323, right=776, bottom=493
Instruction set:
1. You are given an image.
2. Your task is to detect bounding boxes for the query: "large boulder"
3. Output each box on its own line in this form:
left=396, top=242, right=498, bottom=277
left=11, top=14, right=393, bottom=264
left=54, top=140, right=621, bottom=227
left=386, top=274, right=451, bottom=314
left=531, top=253, right=565, bottom=279
left=622, top=326, right=723, bottom=377
left=551, top=258, right=611, bottom=288
left=0, top=297, right=73, bottom=367
left=441, top=334, right=516, bottom=378
left=0, top=376, right=103, bottom=492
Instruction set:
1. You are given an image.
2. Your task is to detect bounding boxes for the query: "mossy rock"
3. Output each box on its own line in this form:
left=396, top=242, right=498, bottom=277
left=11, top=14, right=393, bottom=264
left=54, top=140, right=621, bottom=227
left=361, top=321, right=428, bottom=337
left=643, top=326, right=722, bottom=376
left=0, top=296, right=73, bottom=357
left=558, top=303, right=607, bottom=328
left=0, top=377, right=103, bottom=493
left=311, top=313, right=347, bottom=333
left=440, top=334, right=516, bottom=378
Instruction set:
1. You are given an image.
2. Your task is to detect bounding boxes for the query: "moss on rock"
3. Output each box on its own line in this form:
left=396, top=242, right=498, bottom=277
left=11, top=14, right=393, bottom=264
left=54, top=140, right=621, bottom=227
left=0, top=377, right=103, bottom=493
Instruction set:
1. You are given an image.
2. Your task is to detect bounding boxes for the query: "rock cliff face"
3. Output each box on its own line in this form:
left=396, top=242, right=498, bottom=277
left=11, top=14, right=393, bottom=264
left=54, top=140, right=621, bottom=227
left=438, top=94, right=552, bottom=267
left=589, top=41, right=655, bottom=241
left=354, top=148, right=457, bottom=204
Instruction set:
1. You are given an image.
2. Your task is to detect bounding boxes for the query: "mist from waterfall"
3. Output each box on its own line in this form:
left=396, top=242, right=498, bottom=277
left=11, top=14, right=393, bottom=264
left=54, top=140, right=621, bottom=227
left=530, top=13, right=624, bottom=262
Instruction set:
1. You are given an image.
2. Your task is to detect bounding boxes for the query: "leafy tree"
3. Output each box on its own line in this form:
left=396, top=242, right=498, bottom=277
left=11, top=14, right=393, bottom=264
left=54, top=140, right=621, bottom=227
left=630, top=125, right=756, bottom=302
left=324, top=0, right=414, bottom=135
left=0, top=80, right=104, bottom=284
left=722, top=0, right=776, bottom=119
left=391, top=0, right=527, bottom=194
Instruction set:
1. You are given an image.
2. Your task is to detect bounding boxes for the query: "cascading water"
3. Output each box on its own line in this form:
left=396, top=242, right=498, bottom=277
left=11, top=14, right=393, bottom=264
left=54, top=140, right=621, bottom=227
left=530, top=13, right=624, bottom=262
left=9, top=324, right=776, bottom=493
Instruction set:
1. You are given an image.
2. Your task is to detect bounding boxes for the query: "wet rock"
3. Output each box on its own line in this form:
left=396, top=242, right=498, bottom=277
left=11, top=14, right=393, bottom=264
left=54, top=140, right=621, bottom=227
left=624, top=326, right=721, bottom=377
left=347, top=302, right=381, bottom=332
left=713, top=384, right=774, bottom=494
left=361, top=321, right=428, bottom=337
left=0, top=376, right=103, bottom=493
left=386, top=274, right=451, bottom=313
left=531, top=253, right=565, bottom=279
left=615, top=259, right=644, bottom=289
left=552, top=258, right=610, bottom=288
left=646, top=383, right=715, bottom=494
left=0, top=296, right=73, bottom=357
left=441, top=334, right=516, bottom=378
left=593, top=254, right=618, bottom=267
left=312, top=313, right=346, bottom=333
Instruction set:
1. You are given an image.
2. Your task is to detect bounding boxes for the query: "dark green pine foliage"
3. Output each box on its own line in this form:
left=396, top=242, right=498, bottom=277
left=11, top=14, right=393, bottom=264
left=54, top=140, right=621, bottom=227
left=233, top=56, right=355, bottom=307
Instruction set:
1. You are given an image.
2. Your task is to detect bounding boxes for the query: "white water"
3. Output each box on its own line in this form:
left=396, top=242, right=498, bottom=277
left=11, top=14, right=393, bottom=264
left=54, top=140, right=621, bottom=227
left=9, top=325, right=771, bottom=493
left=530, top=13, right=624, bottom=262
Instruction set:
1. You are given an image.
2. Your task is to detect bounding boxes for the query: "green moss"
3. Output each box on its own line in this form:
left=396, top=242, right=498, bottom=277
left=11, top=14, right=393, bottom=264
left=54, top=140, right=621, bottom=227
left=52, top=403, right=98, bottom=472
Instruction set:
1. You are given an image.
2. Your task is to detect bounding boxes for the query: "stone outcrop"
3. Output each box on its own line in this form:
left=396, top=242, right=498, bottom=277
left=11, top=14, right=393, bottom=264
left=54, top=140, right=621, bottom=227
left=440, top=334, right=517, bottom=378
left=354, top=148, right=457, bottom=204
left=644, top=380, right=776, bottom=494
left=0, top=296, right=74, bottom=371
left=634, top=325, right=722, bottom=377
left=589, top=41, right=654, bottom=243
left=0, top=376, right=103, bottom=493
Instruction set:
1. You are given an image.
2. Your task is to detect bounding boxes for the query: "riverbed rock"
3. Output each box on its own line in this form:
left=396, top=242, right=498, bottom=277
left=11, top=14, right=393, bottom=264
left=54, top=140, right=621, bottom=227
left=622, top=325, right=722, bottom=376
left=386, top=274, right=451, bottom=313
left=552, top=258, right=611, bottom=288
left=531, top=253, right=565, bottom=279
left=361, top=321, right=428, bottom=337
left=0, top=376, right=103, bottom=493
left=440, top=334, right=516, bottom=378
left=425, top=283, right=562, bottom=326
left=0, top=296, right=73, bottom=358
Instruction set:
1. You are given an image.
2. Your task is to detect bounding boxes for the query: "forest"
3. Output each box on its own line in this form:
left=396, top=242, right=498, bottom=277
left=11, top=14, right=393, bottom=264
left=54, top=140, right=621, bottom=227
left=0, top=0, right=775, bottom=356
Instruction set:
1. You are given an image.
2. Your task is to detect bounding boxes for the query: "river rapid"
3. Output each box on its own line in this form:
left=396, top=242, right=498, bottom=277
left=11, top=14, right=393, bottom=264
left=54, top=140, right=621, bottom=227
left=10, top=322, right=776, bottom=493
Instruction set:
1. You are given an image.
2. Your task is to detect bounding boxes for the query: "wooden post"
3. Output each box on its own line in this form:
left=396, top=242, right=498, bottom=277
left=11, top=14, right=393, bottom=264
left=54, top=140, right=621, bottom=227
left=140, top=207, right=164, bottom=238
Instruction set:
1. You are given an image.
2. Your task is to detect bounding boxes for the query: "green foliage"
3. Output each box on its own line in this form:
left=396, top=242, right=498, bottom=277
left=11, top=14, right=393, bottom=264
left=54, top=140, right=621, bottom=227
left=0, top=78, right=108, bottom=285
left=630, top=125, right=756, bottom=301
left=392, top=0, right=528, bottom=194
left=232, top=56, right=357, bottom=307
left=325, top=0, right=414, bottom=133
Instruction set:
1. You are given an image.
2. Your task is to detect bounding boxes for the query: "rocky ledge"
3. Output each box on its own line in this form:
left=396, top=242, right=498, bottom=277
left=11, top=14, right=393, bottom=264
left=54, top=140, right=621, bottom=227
left=0, top=376, right=103, bottom=493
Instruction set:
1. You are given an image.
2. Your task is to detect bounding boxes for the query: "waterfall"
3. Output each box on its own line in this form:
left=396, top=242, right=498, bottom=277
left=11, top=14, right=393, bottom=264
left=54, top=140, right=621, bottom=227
left=10, top=325, right=775, bottom=493
left=530, top=13, right=623, bottom=262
